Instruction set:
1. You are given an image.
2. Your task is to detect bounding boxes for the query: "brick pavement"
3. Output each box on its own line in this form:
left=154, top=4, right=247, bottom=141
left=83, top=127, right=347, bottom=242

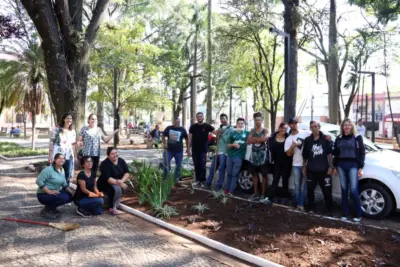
left=0, top=176, right=248, bottom=267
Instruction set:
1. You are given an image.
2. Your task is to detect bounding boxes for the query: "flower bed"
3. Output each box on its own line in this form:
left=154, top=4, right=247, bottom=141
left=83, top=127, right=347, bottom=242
left=122, top=181, right=400, bottom=266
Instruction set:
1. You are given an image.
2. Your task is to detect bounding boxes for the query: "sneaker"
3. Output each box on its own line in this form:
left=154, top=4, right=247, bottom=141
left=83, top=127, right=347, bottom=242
left=298, top=206, right=305, bottom=212
left=248, top=193, right=260, bottom=201
left=308, top=210, right=315, bottom=214
left=192, top=181, right=200, bottom=187
left=40, top=208, right=57, bottom=219
left=51, top=208, right=62, bottom=214
left=260, top=197, right=272, bottom=204
left=76, top=208, right=92, bottom=218
left=227, top=192, right=234, bottom=197
left=64, top=203, right=72, bottom=207
left=109, top=208, right=120, bottom=216
left=353, top=217, right=361, bottom=222
left=341, top=216, right=349, bottom=221
left=202, top=183, right=211, bottom=190
left=224, top=189, right=230, bottom=195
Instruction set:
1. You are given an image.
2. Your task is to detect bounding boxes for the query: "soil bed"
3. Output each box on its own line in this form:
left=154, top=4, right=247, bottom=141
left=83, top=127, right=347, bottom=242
left=122, top=182, right=400, bottom=267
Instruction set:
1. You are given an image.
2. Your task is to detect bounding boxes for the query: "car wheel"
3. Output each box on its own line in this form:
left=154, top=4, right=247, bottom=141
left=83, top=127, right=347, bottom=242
left=359, top=183, right=393, bottom=219
left=238, top=169, right=254, bottom=193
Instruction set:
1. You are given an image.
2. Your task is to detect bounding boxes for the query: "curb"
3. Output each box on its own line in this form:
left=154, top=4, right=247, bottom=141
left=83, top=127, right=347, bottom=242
left=0, top=154, right=47, bottom=161
left=0, top=172, right=36, bottom=178
left=119, top=203, right=283, bottom=267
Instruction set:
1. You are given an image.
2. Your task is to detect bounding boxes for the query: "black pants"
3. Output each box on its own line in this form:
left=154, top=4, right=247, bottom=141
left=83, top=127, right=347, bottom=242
left=267, top=162, right=291, bottom=199
left=306, top=170, right=333, bottom=212
left=91, top=156, right=100, bottom=176
left=192, top=152, right=207, bottom=182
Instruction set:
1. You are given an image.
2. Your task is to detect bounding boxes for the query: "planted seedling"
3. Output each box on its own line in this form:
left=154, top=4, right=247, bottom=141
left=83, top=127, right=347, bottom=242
left=220, top=195, right=230, bottom=205
left=192, top=202, right=209, bottom=215
left=152, top=204, right=179, bottom=220
left=209, top=190, right=224, bottom=200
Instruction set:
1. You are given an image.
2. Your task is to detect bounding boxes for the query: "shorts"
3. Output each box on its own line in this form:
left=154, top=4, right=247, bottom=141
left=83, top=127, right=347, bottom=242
left=248, top=162, right=269, bottom=176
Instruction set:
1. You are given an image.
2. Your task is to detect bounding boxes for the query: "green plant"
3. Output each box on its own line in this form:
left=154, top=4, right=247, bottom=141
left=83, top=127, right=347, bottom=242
left=152, top=204, right=179, bottom=220
left=130, top=160, right=163, bottom=204
left=0, top=142, right=47, bottom=157
left=209, top=190, right=224, bottom=200
left=191, top=203, right=209, bottom=215
left=181, top=167, right=193, bottom=178
left=220, top=195, right=230, bottom=205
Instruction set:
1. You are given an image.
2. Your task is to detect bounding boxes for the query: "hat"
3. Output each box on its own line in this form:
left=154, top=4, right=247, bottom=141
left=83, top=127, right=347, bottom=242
left=288, top=117, right=298, bottom=124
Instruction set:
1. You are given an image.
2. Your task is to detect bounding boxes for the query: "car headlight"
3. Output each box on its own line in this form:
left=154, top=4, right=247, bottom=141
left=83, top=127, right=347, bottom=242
left=392, top=170, right=400, bottom=178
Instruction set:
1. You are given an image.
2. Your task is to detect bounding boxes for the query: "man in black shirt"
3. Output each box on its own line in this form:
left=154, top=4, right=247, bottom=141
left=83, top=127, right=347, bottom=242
left=162, top=118, right=189, bottom=181
left=189, top=112, right=215, bottom=186
left=302, top=121, right=333, bottom=215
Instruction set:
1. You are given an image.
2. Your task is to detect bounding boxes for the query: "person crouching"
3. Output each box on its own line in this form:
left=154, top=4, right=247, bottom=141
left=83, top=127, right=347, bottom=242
left=74, top=156, right=104, bottom=217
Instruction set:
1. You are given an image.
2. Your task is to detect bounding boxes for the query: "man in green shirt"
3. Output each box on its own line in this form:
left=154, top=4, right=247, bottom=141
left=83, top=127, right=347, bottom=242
left=204, top=113, right=233, bottom=191
left=225, top=118, right=249, bottom=194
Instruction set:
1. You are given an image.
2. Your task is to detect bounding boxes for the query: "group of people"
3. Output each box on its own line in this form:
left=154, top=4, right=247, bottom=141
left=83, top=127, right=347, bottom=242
left=161, top=112, right=366, bottom=222
left=36, top=111, right=366, bottom=222
left=37, top=113, right=128, bottom=219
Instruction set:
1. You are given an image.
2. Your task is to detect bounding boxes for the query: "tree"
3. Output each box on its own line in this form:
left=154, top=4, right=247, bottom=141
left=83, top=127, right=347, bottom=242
left=328, top=0, right=339, bottom=124
left=349, top=0, right=400, bottom=22
left=206, top=0, right=213, bottom=124
left=20, top=0, right=111, bottom=132
left=282, top=0, right=300, bottom=121
left=0, top=42, right=45, bottom=149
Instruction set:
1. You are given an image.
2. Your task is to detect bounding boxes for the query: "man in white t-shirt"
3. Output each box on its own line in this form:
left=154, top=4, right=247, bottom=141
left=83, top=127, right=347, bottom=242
left=356, top=119, right=366, bottom=137
left=284, top=118, right=310, bottom=212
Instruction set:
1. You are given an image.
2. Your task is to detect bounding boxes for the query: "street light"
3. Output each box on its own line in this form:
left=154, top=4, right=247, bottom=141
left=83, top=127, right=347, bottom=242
left=230, top=85, right=242, bottom=125
left=358, top=71, right=376, bottom=142
left=269, top=27, right=291, bottom=122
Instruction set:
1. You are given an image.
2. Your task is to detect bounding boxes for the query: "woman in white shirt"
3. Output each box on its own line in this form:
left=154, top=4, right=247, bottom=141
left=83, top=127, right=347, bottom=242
left=48, top=113, right=76, bottom=185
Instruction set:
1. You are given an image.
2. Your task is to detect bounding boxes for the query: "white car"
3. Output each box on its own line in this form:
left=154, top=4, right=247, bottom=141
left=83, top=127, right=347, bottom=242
left=237, top=122, right=400, bottom=219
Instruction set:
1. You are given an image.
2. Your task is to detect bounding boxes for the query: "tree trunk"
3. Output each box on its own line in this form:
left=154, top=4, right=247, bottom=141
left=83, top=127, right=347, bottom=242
left=115, top=108, right=120, bottom=146
left=270, top=109, right=277, bottom=133
left=328, top=0, right=339, bottom=124
left=97, top=87, right=107, bottom=135
left=20, top=0, right=110, bottom=133
left=206, top=0, right=213, bottom=124
left=282, top=0, right=298, bottom=121
left=31, top=111, right=36, bottom=150
left=182, top=91, right=188, bottom=128
left=191, top=1, right=199, bottom=125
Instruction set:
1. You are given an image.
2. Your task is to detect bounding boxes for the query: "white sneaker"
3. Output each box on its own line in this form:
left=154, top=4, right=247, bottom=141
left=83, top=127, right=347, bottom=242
left=341, top=216, right=348, bottom=221
left=353, top=217, right=361, bottom=222
left=64, top=203, right=72, bottom=207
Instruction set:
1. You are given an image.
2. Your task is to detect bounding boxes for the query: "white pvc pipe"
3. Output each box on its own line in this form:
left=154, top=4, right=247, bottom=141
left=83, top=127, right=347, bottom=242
left=119, top=203, right=283, bottom=267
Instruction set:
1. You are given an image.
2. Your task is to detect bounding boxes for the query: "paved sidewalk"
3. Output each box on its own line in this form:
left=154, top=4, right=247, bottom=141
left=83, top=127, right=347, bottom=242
left=0, top=176, right=247, bottom=267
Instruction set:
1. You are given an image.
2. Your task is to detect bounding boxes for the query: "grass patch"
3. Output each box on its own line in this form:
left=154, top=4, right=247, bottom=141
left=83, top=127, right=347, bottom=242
left=0, top=142, right=47, bottom=157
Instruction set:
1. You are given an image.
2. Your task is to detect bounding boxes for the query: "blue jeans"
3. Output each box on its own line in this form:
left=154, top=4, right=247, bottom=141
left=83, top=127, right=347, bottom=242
left=76, top=197, right=104, bottom=215
left=63, top=158, right=74, bottom=185
left=225, top=157, right=243, bottom=193
left=37, top=190, right=72, bottom=210
left=192, top=152, right=207, bottom=182
left=337, top=166, right=362, bottom=217
left=292, top=166, right=307, bottom=207
left=163, top=150, right=183, bottom=181
left=206, top=154, right=227, bottom=190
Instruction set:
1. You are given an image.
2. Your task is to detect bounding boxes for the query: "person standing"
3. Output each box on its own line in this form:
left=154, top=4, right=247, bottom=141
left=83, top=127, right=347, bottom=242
left=77, top=114, right=118, bottom=175
left=284, top=118, right=310, bottom=212
left=225, top=118, right=249, bottom=195
left=162, top=118, right=190, bottom=181
left=265, top=122, right=292, bottom=203
left=148, top=124, right=161, bottom=148
left=48, top=113, right=76, bottom=185
left=204, top=114, right=233, bottom=191
left=333, top=118, right=366, bottom=222
left=356, top=119, right=366, bottom=137
left=189, top=112, right=215, bottom=186
left=302, top=121, right=333, bottom=215
left=247, top=112, right=270, bottom=202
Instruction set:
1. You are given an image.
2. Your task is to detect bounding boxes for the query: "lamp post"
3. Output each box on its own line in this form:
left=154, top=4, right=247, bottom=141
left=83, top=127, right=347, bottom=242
left=269, top=27, right=291, bottom=122
left=358, top=71, right=375, bottom=142
left=230, top=85, right=242, bottom=125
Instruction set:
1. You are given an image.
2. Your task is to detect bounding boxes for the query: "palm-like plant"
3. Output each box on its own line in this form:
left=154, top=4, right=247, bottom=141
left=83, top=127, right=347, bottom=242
left=0, top=41, right=46, bottom=149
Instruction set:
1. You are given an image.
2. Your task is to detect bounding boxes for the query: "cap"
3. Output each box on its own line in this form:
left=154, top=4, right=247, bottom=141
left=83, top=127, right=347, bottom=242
left=288, top=117, right=298, bottom=124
